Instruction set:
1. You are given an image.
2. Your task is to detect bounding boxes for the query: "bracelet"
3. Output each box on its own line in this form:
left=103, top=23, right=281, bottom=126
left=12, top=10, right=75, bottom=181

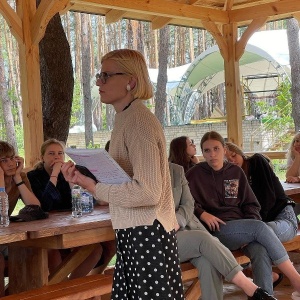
left=50, top=175, right=58, bottom=178
left=16, top=181, right=25, bottom=187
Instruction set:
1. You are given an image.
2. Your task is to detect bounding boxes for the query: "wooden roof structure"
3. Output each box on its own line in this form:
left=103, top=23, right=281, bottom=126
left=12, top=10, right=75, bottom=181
left=0, top=0, right=300, bottom=166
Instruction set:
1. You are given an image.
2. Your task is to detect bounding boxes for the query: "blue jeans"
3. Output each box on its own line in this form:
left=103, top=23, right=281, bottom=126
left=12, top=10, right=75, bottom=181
left=243, top=242, right=273, bottom=294
left=212, top=219, right=289, bottom=264
left=267, top=205, right=298, bottom=242
left=212, top=219, right=290, bottom=295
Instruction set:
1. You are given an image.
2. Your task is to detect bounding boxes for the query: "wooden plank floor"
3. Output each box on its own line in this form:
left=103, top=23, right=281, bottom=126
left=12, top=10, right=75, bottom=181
left=222, top=252, right=300, bottom=300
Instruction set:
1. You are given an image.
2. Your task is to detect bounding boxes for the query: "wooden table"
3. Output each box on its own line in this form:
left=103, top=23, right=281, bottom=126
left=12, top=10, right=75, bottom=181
left=281, top=181, right=300, bottom=202
left=4, top=206, right=114, bottom=294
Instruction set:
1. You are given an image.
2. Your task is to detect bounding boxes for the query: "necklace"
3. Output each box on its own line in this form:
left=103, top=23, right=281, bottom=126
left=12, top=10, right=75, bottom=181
left=123, top=97, right=138, bottom=111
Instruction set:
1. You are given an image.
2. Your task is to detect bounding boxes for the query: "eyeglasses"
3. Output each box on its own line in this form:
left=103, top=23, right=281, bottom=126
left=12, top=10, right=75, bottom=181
left=95, top=72, right=126, bottom=84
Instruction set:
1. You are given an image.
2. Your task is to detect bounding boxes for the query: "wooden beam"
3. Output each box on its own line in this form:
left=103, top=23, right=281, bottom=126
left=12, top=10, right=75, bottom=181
left=0, top=0, right=23, bottom=43
left=223, top=0, right=234, bottom=11
left=17, top=0, right=44, bottom=167
left=294, top=13, right=300, bottom=24
left=202, top=20, right=228, bottom=61
left=31, top=0, right=70, bottom=45
left=230, top=0, right=300, bottom=24
left=151, top=16, right=173, bottom=30
left=223, top=23, right=243, bottom=148
left=235, top=17, right=267, bottom=60
left=105, top=9, right=126, bottom=24
left=70, top=0, right=229, bottom=24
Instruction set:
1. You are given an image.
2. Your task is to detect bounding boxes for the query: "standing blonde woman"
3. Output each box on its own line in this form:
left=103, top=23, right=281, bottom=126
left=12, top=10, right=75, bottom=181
left=62, top=49, right=184, bottom=299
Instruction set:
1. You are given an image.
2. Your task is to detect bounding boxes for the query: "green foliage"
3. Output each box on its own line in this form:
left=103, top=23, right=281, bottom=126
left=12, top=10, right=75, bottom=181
left=70, top=79, right=82, bottom=127
left=15, top=124, right=24, bottom=156
left=101, top=104, right=107, bottom=129
left=272, top=159, right=287, bottom=181
left=256, top=79, right=293, bottom=138
left=87, top=142, right=101, bottom=149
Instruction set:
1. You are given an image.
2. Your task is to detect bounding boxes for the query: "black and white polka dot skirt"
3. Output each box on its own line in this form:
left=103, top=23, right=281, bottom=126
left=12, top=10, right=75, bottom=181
left=111, top=219, right=184, bottom=300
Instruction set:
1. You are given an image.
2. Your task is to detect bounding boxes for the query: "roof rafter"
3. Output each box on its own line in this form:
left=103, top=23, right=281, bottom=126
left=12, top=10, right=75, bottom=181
left=229, top=0, right=300, bottom=23
left=70, top=0, right=229, bottom=24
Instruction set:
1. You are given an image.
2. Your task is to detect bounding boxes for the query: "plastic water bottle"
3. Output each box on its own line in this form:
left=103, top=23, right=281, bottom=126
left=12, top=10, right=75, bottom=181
left=81, top=189, right=94, bottom=213
left=71, top=185, right=82, bottom=218
left=0, top=188, right=9, bottom=226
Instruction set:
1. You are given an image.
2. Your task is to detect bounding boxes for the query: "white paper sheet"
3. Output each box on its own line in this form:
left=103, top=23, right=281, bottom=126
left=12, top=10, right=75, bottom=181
left=66, top=148, right=132, bottom=184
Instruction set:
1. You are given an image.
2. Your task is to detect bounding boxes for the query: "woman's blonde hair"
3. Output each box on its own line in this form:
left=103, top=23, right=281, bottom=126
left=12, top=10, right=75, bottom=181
left=101, top=49, right=153, bottom=100
left=286, top=132, right=300, bottom=160
left=225, top=142, right=247, bottom=159
left=35, top=138, right=65, bottom=169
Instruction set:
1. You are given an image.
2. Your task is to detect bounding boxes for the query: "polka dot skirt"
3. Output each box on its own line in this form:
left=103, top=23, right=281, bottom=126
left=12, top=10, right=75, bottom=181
left=111, top=220, right=184, bottom=300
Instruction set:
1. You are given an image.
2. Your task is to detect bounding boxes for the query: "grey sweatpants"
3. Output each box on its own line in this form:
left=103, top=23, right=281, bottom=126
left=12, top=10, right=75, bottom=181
left=176, top=224, right=242, bottom=300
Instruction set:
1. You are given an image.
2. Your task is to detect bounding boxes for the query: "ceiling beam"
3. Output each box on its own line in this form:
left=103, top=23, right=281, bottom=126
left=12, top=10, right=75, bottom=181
left=229, top=0, right=300, bottom=23
left=70, top=0, right=229, bottom=24
left=224, top=0, right=234, bottom=11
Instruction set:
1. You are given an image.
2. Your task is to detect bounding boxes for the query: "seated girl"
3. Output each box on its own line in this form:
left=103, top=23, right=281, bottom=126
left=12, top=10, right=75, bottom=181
left=0, top=140, right=41, bottom=296
left=186, top=131, right=300, bottom=297
left=169, top=162, right=276, bottom=300
left=27, top=139, right=115, bottom=278
left=169, top=136, right=199, bottom=173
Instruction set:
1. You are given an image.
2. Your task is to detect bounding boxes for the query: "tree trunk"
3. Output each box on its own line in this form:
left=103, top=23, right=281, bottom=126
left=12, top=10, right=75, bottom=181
left=81, top=13, right=93, bottom=147
left=0, top=25, right=17, bottom=150
left=189, top=28, right=195, bottom=62
left=38, top=0, right=74, bottom=143
left=75, top=13, right=82, bottom=79
left=287, top=18, right=300, bottom=131
left=154, top=26, right=169, bottom=125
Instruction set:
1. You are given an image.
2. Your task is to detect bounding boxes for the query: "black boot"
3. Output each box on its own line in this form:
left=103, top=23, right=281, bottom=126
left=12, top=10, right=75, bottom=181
left=248, top=288, right=277, bottom=300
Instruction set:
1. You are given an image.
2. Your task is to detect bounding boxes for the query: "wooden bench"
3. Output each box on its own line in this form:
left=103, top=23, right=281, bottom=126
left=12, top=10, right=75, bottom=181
left=4, top=233, right=300, bottom=300
left=2, top=274, right=113, bottom=300
left=181, top=231, right=300, bottom=300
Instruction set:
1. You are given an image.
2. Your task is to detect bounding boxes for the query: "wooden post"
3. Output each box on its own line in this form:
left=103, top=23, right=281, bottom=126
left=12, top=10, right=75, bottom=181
left=16, top=0, right=44, bottom=167
left=223, top=23, right=243, bottom=147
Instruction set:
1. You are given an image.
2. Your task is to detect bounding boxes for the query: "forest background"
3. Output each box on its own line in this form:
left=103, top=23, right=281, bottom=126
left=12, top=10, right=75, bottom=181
left=0, top=2, right=300, bottom=157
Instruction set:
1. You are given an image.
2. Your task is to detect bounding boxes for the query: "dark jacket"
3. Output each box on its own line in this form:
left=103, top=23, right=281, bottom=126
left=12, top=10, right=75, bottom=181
left=244, top=153, right=294, bottom=222
left=186, top=161, right=261, bottom=222
left=27, top=167, right=72, bottom=212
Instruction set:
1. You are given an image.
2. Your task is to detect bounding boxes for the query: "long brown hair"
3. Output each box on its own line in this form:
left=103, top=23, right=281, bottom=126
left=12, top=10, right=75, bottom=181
left=168, top=136, right=191, bottom=172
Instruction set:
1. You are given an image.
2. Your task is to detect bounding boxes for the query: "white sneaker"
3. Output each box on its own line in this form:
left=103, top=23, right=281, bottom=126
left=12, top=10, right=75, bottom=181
left=292, top=291, right=300, bottom=300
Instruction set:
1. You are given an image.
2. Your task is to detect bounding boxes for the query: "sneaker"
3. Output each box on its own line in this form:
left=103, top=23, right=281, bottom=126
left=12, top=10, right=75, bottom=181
left=292, top=291, right=300, bottom=300
left=248, top=287, right=277, bottom=300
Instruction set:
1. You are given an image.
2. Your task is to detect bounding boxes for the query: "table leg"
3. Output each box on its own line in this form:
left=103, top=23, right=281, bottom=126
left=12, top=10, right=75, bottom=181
left=48, top=244, right=98, bottom=285
left=8, top=245, right=48, bottom=294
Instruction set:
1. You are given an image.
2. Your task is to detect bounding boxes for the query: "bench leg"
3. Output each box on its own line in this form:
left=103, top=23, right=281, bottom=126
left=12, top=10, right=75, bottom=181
left=185, top=278, right=201, bottom=300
